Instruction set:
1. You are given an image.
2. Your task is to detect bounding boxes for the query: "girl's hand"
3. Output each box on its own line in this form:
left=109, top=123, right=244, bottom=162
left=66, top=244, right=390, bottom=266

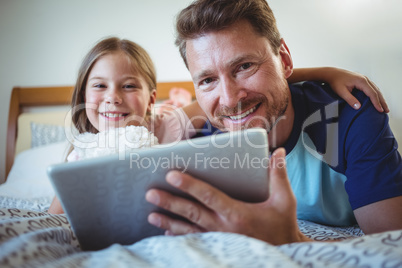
left=325, top=68, right=389, bottom=113
left=290, top=67, right=389, bottom=113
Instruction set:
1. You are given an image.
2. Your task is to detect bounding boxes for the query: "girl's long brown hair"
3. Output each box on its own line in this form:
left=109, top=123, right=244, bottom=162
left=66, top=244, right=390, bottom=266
left=71, top=37, right=157, bottom=134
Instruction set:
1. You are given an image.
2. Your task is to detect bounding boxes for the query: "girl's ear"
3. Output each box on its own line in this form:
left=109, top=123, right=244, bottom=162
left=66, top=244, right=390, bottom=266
left=279, top=38, right=293, bottom=79
left=147, top=89, right=157, bottom=114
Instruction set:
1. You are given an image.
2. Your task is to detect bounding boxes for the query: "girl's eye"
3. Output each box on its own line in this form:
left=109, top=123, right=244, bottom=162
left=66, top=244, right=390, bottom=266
left=124, top=84, right=137, bottom=89
left=94, top=84, right=106, bottom=88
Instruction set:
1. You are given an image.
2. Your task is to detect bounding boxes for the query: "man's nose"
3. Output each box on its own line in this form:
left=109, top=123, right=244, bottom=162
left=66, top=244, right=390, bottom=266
left=219, top=78, right=247, bottom=108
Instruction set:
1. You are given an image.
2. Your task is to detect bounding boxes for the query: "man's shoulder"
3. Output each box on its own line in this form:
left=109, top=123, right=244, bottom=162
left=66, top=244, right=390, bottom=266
left=290, top=81, right=371, bottom=115
left=288, top=80, right=388, bottom=168
left=290, top=81, right=343, bottom=107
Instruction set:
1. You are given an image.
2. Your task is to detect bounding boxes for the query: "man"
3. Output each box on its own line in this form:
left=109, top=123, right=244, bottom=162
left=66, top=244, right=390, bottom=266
left=145, top=0, right=402, bottom=245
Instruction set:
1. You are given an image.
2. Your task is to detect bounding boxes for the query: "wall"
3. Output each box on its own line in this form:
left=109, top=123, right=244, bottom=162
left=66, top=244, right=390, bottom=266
left=1, top=0, right=401, bottom=182
left=0, top=0, right=194, bottom=183
left=271, top=0, right=402, bottom=152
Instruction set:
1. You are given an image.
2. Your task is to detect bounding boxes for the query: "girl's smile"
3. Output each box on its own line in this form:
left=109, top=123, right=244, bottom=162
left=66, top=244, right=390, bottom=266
left=85, top=52, right=156, bottom=132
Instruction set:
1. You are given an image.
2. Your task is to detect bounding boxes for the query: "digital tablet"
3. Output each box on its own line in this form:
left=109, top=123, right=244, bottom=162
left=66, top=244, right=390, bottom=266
left=47, top=128, right=270, bottom=250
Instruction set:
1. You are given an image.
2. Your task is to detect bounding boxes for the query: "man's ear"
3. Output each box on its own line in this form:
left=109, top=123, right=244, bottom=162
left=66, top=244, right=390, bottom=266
left=147, top=89, right=157, bottom=114
left=279, top=38, right=293, bottom=79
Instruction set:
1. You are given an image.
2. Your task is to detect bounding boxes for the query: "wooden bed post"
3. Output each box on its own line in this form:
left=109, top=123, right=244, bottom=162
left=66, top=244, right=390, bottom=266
left=5, top=86, right=74, bottom=181
left=5, top=87, right=21, bottom=181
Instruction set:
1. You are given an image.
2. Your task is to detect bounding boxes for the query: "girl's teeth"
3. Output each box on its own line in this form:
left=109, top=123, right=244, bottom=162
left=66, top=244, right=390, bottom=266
left=103, top=113, right=124, bottom=118
left=229, top=106, right=256, bottom=120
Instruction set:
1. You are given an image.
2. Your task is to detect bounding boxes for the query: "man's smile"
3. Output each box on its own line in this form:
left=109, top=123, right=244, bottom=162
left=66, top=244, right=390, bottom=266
left=222, top=103, right=261, bottom=121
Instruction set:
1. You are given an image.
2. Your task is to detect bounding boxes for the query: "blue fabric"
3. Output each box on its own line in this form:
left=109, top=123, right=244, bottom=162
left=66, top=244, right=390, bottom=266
left=286, top=132, right=354, bottom=225
left=286, top=81, right=402, bottom=225
left=199, top=81, right=402, bottom=226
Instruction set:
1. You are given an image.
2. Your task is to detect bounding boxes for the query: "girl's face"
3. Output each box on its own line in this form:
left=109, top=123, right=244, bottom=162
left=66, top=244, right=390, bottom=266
left=85, top=52, right=156, bottom=132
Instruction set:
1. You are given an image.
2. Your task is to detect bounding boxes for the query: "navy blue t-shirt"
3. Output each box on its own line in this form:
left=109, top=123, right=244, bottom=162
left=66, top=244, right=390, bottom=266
left=199, top=81, right=402, bottom=225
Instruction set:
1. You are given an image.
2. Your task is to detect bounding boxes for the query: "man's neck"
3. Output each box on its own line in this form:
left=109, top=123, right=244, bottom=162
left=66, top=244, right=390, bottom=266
left=267, top=96, right=294, bottom=152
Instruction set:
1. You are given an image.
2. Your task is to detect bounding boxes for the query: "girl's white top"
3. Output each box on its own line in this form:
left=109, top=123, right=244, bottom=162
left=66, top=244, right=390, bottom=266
left=68, top=108, right=196, bottom=161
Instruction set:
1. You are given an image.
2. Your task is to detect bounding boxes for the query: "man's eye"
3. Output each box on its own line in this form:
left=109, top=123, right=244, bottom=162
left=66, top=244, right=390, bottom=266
left=239, top=63, right=252, bottom=70
left=201, top=78, right=214, bottom=85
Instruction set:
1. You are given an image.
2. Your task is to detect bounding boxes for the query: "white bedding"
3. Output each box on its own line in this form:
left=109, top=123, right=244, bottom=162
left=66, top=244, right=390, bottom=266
left=1, top=141, right=69, bottom=200
left=1, top=206, right=401, bottom=268
left=2, top=143, right=402, bottom=267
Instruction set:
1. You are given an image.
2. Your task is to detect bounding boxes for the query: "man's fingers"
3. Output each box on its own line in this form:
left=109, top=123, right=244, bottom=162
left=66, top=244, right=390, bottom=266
left=267, top=148, right=296, bottom=210
left=165, top=171, right=237, bottom=218
left=148, top=212, right=204, bottom=235
left=146, top=189, right=213, bottom=229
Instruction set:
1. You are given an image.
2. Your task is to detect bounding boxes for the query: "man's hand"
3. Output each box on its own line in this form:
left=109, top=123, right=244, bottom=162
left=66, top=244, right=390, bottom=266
left=145, top=148, right=311, bottom=245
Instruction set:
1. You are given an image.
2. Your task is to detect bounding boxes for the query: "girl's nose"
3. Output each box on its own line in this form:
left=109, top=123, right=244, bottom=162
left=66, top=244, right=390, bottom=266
left=105, top=88, right=123, bottom=105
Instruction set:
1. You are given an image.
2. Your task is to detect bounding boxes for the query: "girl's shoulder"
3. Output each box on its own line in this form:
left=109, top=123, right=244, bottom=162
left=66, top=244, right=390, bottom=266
left=148, top=108, right=196, bottom=144
left=67, top=149, right=79, bottom=162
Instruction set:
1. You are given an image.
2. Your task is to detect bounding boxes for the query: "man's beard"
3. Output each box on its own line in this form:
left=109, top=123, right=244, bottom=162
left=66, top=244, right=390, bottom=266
left=210, top=93, right=289, bottom=133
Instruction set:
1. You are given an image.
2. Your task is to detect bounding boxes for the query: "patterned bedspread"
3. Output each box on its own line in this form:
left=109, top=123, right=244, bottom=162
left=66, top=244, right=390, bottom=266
left=1, top=197, right=402, bottom=268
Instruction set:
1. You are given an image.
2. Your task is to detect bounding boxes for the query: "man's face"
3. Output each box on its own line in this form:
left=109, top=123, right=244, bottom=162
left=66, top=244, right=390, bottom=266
left=187, top=20, right=293, bottom=133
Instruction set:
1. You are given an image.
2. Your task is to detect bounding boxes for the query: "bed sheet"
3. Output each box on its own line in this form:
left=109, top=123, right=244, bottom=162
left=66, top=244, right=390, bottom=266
left=1, top=141, right=401, bottom=268
left=1, top=201, right=401, bottom=268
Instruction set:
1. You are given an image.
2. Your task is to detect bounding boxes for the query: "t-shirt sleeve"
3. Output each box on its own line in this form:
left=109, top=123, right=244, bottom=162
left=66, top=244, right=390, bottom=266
left=149, top=108, right=196, bottom=144
left=343, top=92, right=402, bottom=210
left=66, top=149, right=79, bottom=162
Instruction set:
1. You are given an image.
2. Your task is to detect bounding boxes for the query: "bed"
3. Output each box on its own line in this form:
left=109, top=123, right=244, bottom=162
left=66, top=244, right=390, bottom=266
left=1, top=83, right=402, bottom=267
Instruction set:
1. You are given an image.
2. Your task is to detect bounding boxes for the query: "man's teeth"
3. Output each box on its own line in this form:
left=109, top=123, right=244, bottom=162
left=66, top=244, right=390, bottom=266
left=102, top=113, right=125, bottom=118
left=229, top=106, right=257, bottom=120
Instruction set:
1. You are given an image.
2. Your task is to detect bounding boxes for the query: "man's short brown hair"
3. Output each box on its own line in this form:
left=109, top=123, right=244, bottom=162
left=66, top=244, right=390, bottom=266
left=175, top=0, right=282, bottom=68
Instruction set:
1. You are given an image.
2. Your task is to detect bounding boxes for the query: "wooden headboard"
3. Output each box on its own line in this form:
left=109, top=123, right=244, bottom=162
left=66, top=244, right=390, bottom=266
left=6, top=81, right=195, bottom=179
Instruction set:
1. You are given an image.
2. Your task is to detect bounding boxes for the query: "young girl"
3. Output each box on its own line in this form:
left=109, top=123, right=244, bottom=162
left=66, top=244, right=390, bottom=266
left=48, top=36, right=387, bottom=214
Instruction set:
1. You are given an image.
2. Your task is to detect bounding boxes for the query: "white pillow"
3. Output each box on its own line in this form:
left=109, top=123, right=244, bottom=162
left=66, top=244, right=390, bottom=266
left=15, top=110, right=71, bottom=156
left=30, top=122, right=66, bottom=148
left=1, top=141, right=70, bottom=199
